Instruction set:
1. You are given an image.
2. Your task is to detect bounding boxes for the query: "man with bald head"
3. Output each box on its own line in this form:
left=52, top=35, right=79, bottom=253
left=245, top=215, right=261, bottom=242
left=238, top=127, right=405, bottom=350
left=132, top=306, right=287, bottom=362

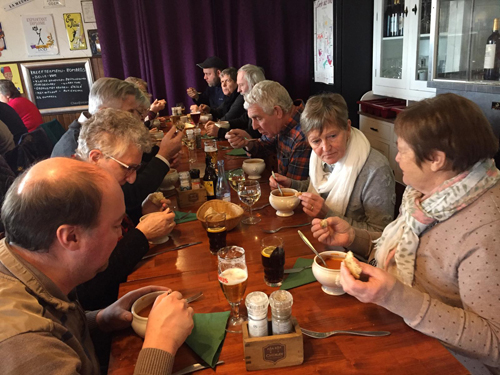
left=0, top=158, right=193, bottom=374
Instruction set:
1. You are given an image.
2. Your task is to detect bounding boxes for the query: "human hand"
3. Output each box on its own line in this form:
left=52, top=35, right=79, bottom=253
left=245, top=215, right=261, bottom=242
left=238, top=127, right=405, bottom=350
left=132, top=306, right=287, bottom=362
left=186, top=87, right=199, bottom=100
left=199, top=104, right=210, bottom=114
left=150, top=99, right=166, bottom=113
left=142, top=193, right=170, bottom=215
left=190, top=104, right=199, bottom=113
left=311, top=217, right=354, bottom=247
left=136, top=209, right=176, bottom=241
left=143, top=291, right=194, bottom=355
left=299, top=193, right=328, bottom=218
left=269, top=172, right=291, bottom=189
left=158, top=125, right=183, bottom=160
left=225, top=129, right=252, bottom=149
left=340, top=261, right=396, bottom=304
left=205, top=121, right=219, bottom=137
left=96, top=286, right=171, bottom=332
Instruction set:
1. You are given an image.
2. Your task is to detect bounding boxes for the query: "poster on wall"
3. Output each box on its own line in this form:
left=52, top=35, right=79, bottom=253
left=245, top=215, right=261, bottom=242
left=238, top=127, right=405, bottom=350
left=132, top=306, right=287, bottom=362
left=313, top=0, right=334, bottom=85
left=81, top=0, right=96, bottom=23
left=0, top=64, right=23, bottom=93
left=44, top=0, right=66, bottom=8
left=63, top=13, right=87, bottom=50
left=21, top=14, right=59, bottom=56
left=0, top=22, right=6, bottom=56
left=87, top=29, right=100, bottom=56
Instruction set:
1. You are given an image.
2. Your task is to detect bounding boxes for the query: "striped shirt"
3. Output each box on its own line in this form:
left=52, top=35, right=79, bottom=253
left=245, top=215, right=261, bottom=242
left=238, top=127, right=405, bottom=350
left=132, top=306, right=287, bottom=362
left=249, top=100, right=311, bottom=180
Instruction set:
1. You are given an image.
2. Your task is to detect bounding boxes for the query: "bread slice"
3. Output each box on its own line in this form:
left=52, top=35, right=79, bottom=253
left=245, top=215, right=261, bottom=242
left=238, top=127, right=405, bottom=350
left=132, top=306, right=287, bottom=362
left=150, top=192, right=165, bottom=207
left=320, top=219, right=328, bottom=229
left=343, top=251, right=362, bottom=279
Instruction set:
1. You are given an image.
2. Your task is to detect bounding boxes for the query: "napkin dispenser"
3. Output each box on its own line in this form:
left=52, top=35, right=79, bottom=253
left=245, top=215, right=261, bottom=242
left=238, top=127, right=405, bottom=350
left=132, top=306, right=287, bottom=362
left=242, top=316, right=303, bottom=371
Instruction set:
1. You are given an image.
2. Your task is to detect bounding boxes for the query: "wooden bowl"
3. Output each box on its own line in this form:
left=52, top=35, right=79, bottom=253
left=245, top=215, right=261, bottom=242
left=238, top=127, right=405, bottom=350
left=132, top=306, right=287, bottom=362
left=196, top=200, right=244, bottom=231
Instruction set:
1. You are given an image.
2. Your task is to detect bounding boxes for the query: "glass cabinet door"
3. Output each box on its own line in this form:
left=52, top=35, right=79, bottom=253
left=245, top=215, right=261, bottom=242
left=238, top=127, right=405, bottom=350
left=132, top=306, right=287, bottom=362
left=380, top=0, right=405, bottom=80
left=415, top=0, right=432, bottom=81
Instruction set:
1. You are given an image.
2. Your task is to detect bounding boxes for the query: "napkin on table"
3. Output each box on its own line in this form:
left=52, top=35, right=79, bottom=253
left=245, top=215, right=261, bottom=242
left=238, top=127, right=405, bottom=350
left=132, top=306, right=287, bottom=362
left=174, top=211, right=198, bottom=224
left=226, top=148, right=248, bottom=156
left=185, top=311, right=231, bottom=368
left=280, top=258, right=316, bottom=290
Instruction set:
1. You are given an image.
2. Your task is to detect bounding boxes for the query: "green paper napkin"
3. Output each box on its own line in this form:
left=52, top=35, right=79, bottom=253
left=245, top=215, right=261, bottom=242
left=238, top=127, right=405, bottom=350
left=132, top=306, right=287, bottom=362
left=226, top=148, right=248, bottom=156
left=201, top=134, right=214, bottom=139
left=280, top=258, right=316, bottom=290
left=185, top=311, right=231, bottom=368
left=174, top=211, right=198, bottom=224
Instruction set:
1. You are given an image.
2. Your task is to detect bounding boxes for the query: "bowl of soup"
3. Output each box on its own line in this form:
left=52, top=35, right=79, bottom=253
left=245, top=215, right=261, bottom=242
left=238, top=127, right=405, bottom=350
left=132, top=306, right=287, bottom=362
left=312, top=251, right=346, bottom=295
left=242, top=158, right=265, bottom=180
left=269, top=188, right=300, bottom=217
left=131, top=291, right=167, bottom=338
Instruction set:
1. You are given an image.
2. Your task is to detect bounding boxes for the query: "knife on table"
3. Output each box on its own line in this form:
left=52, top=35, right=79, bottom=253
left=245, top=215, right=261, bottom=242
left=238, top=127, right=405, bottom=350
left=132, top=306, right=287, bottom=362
left=284, top=265, right=312, bottom=274
left=142, top=242, right=201, bottom=260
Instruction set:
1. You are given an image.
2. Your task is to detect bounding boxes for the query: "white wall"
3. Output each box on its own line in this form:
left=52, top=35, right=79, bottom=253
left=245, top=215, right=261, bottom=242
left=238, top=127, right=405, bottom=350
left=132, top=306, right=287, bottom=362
left=0, top=0, right=97, bottom=63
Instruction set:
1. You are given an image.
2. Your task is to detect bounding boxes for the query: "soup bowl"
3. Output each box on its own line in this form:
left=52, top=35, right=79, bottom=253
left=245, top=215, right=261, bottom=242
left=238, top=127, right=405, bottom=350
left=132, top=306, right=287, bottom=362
left=242, top=158, right=265, bottom=180
left=131, top=291, right=167, bottom=338
left=312, top=251, right=346, bottom=295
left=269, top=188, right=300, bottom=217
left=139, top=213, right=170, bottom=245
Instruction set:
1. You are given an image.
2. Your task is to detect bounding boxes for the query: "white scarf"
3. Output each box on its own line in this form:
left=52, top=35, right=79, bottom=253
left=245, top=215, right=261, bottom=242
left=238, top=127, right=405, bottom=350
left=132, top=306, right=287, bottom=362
left=308, top=127, right=370, bottom=216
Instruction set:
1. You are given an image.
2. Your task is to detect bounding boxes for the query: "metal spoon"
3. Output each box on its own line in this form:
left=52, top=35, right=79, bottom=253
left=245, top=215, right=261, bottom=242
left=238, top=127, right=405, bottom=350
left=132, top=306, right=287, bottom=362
left=298, top=230, right=327, bottom=266
left=271, top=170, right=283, bottom=196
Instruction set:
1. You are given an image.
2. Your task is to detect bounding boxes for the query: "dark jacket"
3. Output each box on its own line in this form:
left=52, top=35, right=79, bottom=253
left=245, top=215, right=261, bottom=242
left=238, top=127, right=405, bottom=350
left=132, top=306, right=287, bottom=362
left=0, top=102, right=28, bottom=144
left=210, top=91, right=245, bottom=121
left=51, top=119, right=81, bottom=158
left=193, top=85, right=225, bottom=109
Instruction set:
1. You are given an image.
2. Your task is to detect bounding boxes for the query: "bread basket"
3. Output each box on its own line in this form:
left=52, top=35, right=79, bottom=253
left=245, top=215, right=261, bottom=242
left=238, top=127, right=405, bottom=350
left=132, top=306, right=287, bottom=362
left=196, top=200, right=244, bottom=231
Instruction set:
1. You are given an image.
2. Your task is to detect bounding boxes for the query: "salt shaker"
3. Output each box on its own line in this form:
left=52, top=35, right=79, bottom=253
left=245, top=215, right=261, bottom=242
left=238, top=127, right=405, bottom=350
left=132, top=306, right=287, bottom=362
left=269, top=290, right=293, bottom=335
left=245, top=292, right=269, bottom=337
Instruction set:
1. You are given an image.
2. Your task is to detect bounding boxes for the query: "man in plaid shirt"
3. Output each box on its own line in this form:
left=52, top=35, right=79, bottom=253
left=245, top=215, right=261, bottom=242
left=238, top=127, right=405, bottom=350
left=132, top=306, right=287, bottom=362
left=225, top=80, right=311, bottom=180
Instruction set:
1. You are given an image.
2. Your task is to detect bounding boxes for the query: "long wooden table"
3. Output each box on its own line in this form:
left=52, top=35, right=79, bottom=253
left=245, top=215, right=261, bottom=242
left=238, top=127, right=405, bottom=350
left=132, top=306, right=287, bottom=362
left=108, top=142, right=467, bottom=374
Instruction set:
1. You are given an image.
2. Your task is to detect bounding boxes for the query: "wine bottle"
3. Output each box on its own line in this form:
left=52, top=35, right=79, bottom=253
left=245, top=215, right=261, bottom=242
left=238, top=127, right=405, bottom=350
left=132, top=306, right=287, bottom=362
left=385, top=0, right=392, bottom=37
left=484, top=18, right=500, bottom=81
left=392, top=0, right=398, bottom=37
left=203, top=155, right=217, bottom=200
left=216, top=160, right=231, bottom=202
left=398, top=0, right=404, bottom=36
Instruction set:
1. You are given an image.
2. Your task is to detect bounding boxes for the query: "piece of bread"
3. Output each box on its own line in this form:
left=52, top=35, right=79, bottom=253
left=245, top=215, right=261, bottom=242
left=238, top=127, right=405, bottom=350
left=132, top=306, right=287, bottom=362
left=343, top=251, right=362, bottom=279
left=294, top=191, right=302, bottom=197
left=320, top=219, right=328, bottom=229
left=150, top=192, right=165, bottom=207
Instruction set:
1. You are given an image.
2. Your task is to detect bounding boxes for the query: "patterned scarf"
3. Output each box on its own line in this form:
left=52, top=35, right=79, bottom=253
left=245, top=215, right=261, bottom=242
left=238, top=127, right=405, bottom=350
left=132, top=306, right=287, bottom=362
left=374, top=159, right=500, bottom=286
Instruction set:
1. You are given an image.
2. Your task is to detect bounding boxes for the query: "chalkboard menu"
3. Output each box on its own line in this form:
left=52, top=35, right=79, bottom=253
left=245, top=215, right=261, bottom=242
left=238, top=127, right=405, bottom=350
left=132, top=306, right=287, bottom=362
left=20, top=59, right=94, bottom=114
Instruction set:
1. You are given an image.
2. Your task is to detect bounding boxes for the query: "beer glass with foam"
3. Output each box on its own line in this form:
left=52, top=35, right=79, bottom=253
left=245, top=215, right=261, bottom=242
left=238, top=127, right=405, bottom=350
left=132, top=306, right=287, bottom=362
left=217, top=246, right=248, bottom=332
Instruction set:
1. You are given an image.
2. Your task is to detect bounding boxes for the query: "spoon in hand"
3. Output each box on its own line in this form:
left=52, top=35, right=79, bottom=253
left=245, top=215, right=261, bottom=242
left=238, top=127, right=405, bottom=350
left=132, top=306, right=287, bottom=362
left=298, top=230, right=327, bottom=266
left=271, top=171, right=283, bottom=196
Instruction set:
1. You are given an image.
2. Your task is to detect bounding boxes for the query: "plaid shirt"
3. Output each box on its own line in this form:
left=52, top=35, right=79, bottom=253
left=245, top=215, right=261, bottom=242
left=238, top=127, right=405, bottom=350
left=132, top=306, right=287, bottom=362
left=249, top=100, right=311, bottom=180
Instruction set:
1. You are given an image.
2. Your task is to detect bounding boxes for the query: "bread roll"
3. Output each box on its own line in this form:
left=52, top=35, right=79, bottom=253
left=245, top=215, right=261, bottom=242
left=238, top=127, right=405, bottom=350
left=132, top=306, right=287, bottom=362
left=343, top=251, right=361, bottom=279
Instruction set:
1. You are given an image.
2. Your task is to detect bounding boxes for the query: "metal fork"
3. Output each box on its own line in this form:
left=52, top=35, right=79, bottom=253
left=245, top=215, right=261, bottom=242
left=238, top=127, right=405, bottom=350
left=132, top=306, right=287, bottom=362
left=185, top=291, right=203, bottom=303
left=301, top=327, right=390, bottom=339
left=262, top=222, right=311, bottom=234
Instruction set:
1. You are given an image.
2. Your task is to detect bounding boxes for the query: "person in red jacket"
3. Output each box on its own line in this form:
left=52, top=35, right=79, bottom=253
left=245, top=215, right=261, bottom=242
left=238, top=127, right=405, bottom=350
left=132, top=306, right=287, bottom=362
left=0, top=79, right=43, bottom=132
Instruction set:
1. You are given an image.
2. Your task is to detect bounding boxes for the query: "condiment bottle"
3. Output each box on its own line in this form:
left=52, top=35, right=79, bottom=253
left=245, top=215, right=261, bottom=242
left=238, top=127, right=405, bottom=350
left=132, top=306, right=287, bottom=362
left=179, top=171, right=191, bottom=191
left=245, top=292, right=269, bottom=337
left=216, top=160, right=231, bottom=202
left=269, top=290, right=293, bottom=335
left=203, top=155, right=217, bottom=200
left=194, top=128, right=202, bottom=149
left=189, top=169, right=201, bottom=189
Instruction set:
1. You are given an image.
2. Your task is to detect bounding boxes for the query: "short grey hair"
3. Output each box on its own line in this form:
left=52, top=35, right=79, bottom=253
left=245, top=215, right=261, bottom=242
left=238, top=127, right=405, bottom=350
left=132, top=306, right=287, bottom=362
left=221, top=67, right=237, bottom=82
left=76, top=108, right=152, bottom=160
left=300, top=93, right=349, bottom=135
left=238, top=64, right=265, bottom=91
left=244, top=80, right=293, bottom=115
left=88, top=78, right=150, bottom=115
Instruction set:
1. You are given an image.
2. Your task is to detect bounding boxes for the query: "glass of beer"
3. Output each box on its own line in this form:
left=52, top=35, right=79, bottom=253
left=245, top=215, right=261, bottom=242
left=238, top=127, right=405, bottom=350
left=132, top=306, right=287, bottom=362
left=261, top=236, right=285, bottom=287
left=205, top=213, right=227, bottom=254
left=190, top=111, right=201, bottom=126
left=217, top=246, right=248, bottom=332
left=238, top=180, right=261, bottom=224
left=204, top=139, right=218, bottom=166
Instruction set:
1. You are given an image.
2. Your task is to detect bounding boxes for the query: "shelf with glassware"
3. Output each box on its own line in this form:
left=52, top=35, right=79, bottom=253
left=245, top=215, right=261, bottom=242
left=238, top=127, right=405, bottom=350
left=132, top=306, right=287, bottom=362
left=428, top=0, right=500, bottom=92
left=373, top=0, right=436, bottom=101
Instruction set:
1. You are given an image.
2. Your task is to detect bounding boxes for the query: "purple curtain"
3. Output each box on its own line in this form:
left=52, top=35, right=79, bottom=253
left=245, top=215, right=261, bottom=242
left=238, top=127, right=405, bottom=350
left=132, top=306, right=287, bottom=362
left=93, top=0, right=312, bottom=110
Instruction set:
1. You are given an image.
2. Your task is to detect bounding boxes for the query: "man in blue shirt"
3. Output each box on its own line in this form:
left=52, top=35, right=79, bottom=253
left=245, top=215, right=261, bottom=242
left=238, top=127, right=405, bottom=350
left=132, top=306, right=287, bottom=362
left=186, top=56, right=225, bottom=109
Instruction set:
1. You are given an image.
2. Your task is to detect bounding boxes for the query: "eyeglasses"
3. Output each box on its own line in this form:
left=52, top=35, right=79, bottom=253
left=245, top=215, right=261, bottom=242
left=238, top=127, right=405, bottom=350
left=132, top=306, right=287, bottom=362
left=103, top=153, right=142, bottom=174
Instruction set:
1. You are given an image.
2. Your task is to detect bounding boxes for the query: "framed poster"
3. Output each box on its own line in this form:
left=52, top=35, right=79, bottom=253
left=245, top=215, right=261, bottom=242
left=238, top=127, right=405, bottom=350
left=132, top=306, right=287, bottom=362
left=63, top=13, right=87, bottom=50
left=81, top=0, right=95, bottom=23
left=313, top=0, right=334, bottom=84
left=0, top=63, right=24, bottom=93
left=21, top=59, right=93, bottom=114
left=21, top=14, right=59, bottom=56
left=87, top=29, right=100, bottom=56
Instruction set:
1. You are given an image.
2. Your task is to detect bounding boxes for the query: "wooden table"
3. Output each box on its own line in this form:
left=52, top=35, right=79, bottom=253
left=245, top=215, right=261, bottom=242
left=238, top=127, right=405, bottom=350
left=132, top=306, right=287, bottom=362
left=108, top=142, right=467, bottom=374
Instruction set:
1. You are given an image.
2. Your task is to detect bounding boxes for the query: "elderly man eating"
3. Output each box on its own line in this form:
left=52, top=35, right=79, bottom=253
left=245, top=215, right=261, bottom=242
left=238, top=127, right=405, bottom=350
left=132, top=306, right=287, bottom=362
left=226, top=80, right=311, bottom=180
left=0, top=157, right=193, bottom=375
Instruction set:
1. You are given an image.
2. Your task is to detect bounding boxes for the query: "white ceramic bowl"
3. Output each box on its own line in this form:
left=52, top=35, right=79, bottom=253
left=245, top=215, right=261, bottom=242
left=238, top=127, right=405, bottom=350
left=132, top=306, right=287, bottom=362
left=131, top=291, right=166, bottom=338
left=215, top=121, right=230, bottom=129
left=160, top=168, right=179, bottom=190
left=269, top=188, right=300, bottom=217
left=312, top=251, right=346, bottom=295
left=139, top=213, right=170, bottom=245
left=242, top=158, right=265, bottom=180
